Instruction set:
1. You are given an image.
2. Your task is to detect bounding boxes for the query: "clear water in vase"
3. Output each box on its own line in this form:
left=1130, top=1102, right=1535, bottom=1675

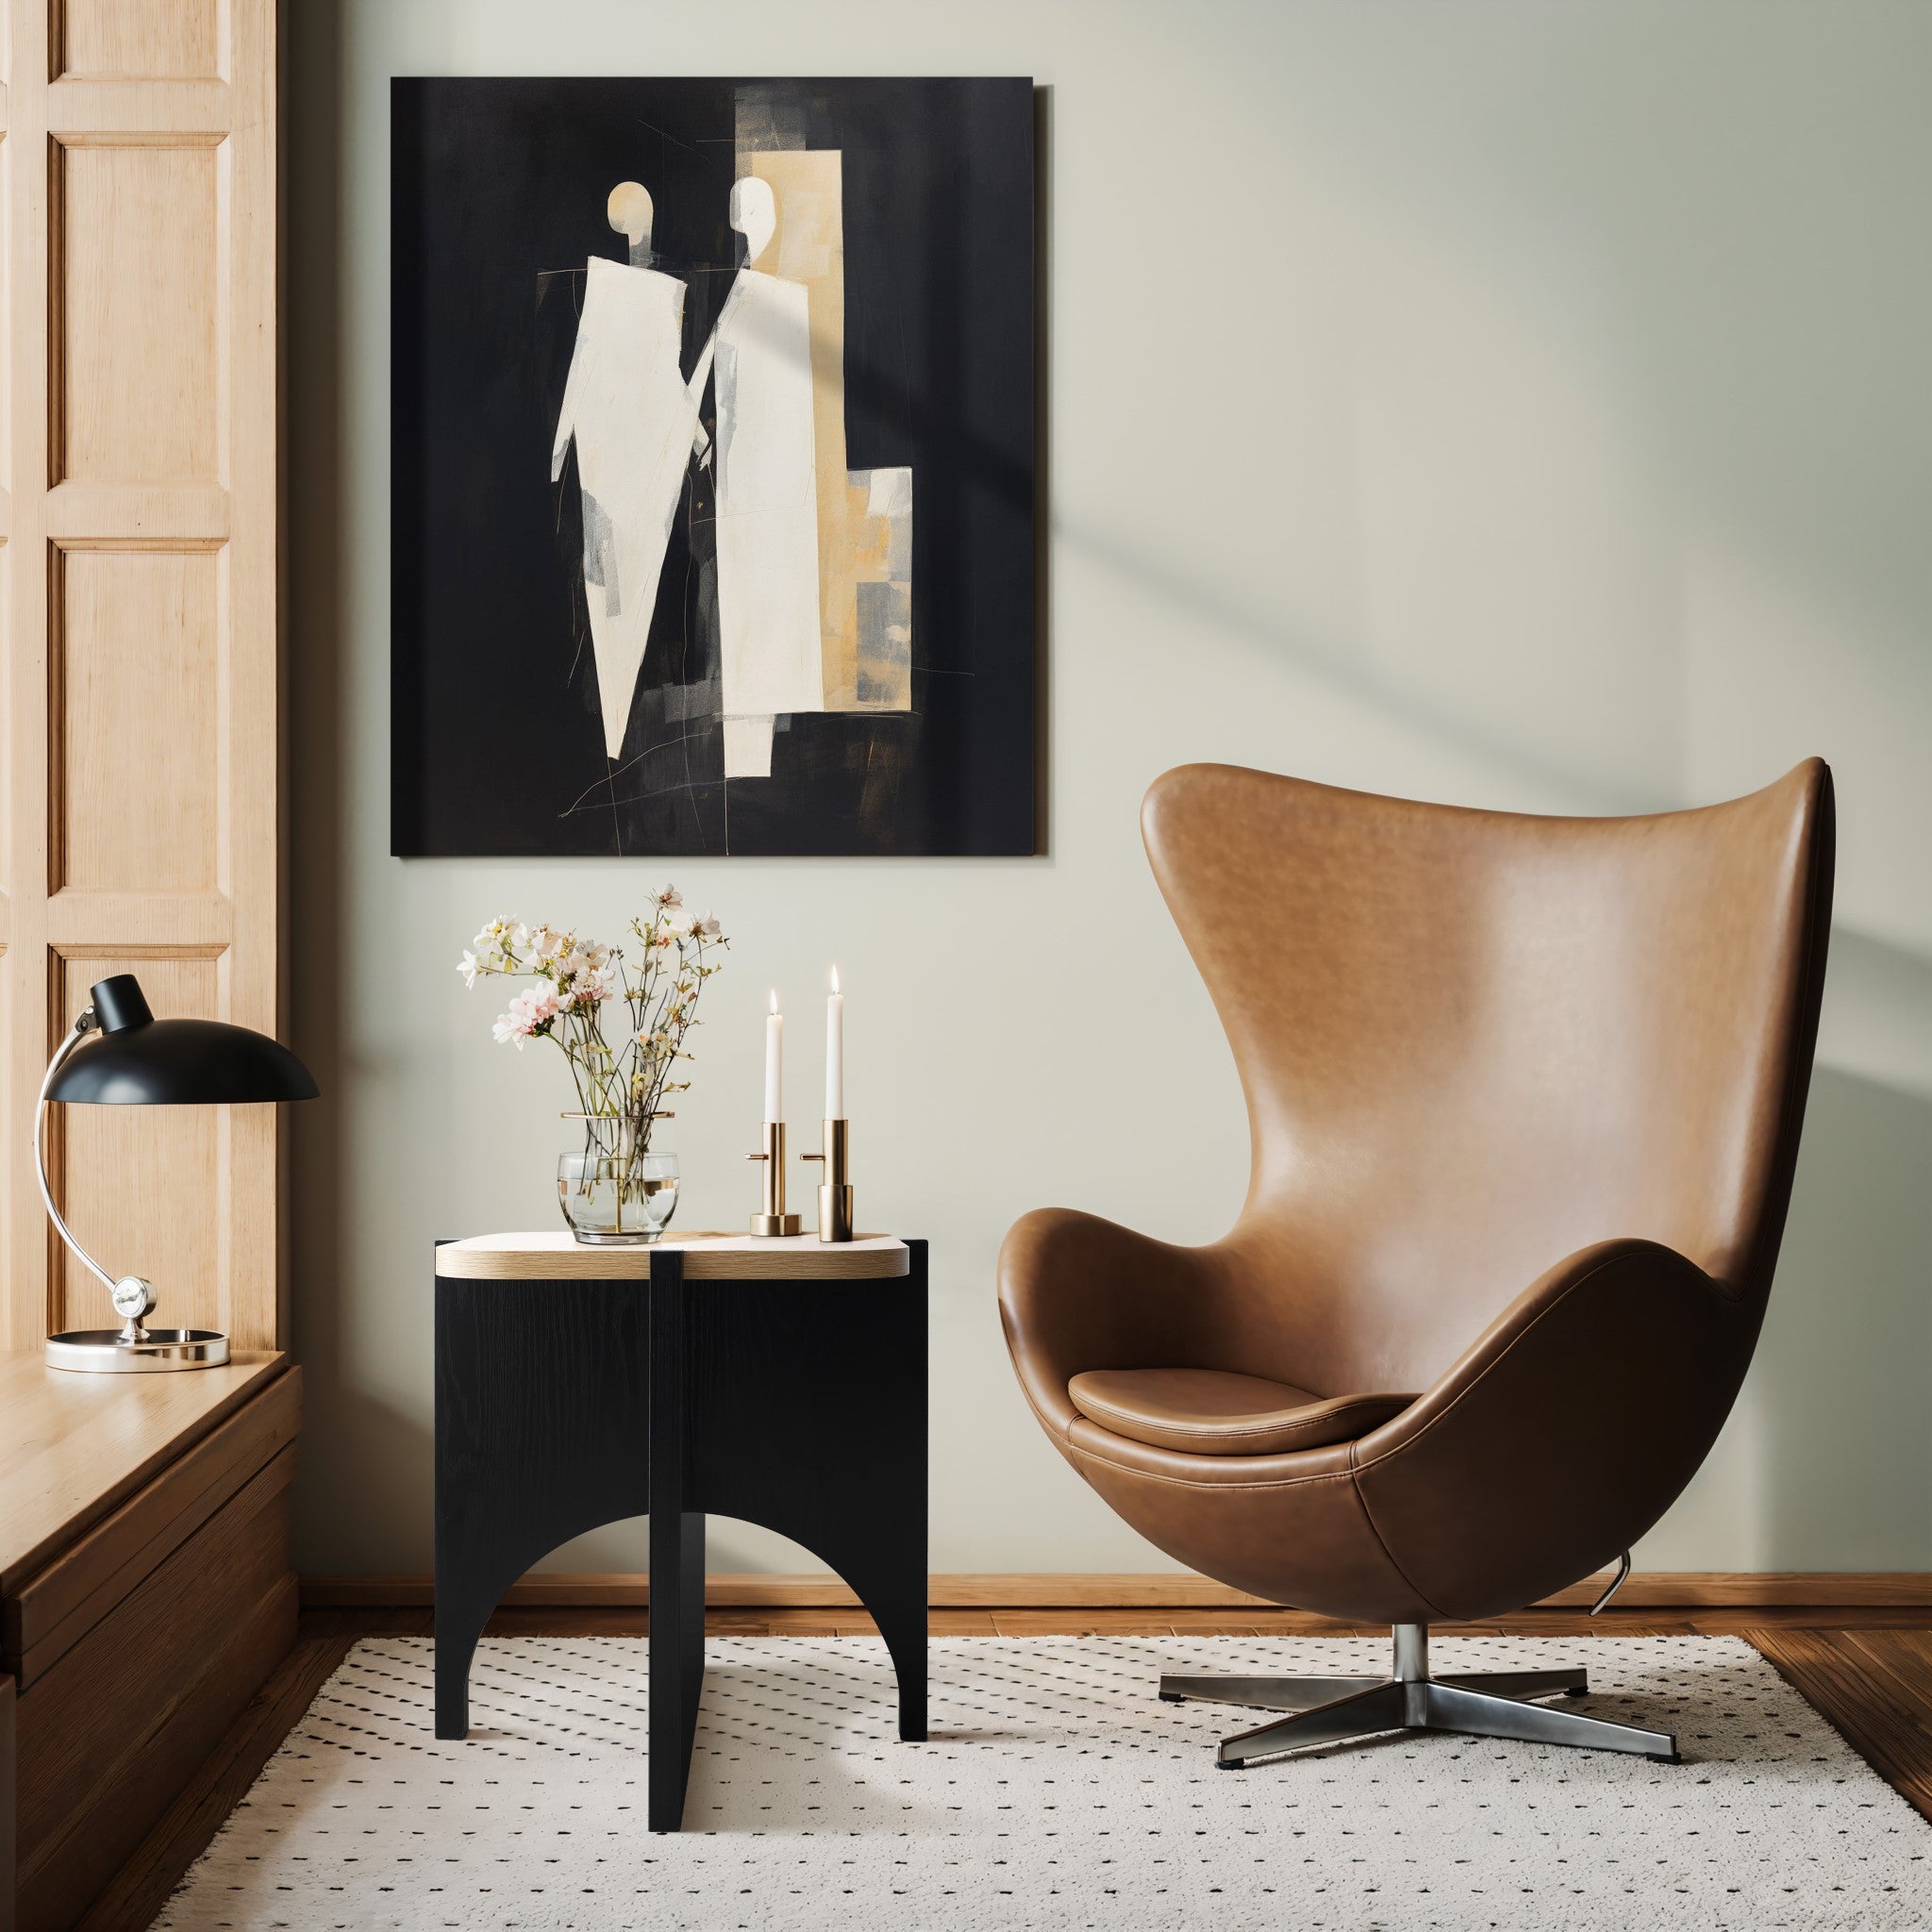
left=558, top=1114, right=678, bottom=1244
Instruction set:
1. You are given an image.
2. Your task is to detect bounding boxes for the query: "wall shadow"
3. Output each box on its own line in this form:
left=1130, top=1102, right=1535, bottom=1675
left=1745, top=1064, right=1932, bottom=1567
left=285, top=0, right=436, bottom=1563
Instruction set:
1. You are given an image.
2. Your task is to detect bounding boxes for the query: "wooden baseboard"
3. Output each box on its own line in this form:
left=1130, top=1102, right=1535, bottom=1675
left=299, top=1570, right=1932, bottom=1611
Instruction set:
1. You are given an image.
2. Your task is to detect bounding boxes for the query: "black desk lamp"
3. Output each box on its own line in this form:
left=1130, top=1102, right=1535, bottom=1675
left=38, top=973, right=319, bottom=1373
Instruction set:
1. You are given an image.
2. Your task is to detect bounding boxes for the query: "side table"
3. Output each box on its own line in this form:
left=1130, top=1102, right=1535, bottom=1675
left=433, top=1231, right=927, bottom=1831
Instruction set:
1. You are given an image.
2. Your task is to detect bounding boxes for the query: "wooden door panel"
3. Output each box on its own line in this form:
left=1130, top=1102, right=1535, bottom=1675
left=58, top=0, right=224, bottom=82
left=56, top=139, right=223, bottom=486
left=56, top=544, right=222, bottom=892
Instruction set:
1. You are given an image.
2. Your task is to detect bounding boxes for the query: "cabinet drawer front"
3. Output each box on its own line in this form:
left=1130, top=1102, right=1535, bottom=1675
left=5, top=1367, right=299, bottom=1687
left=15, top=1447, right=295, bottom=1918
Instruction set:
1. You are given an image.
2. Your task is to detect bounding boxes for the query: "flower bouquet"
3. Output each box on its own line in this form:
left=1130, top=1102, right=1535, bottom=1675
left=458, top=890, right=726, bottom=1241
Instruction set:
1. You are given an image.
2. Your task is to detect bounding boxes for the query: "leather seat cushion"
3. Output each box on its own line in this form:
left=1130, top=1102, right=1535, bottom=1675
left=1066, top=1367, right=1416, bottom=1457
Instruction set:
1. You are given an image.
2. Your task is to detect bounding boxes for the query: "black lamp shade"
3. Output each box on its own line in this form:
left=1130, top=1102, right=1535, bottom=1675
left=47, top=974, right=320, bottom=1106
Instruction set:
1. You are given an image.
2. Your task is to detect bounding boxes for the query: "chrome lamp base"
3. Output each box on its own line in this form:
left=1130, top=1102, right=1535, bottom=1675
left=1160, top=1623, right=1678, bottom=1767
left=45, top=1327, right=230, bottom=1373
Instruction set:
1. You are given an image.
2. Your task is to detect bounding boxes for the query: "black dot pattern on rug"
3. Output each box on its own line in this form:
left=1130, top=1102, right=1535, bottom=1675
left=154, top=1634, right=1929, bottom=1930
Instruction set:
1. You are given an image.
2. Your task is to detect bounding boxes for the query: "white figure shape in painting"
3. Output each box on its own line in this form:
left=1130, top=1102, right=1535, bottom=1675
left=552, top=182, right=701, bottom=760
left=687, top=176, right=824, bottom=779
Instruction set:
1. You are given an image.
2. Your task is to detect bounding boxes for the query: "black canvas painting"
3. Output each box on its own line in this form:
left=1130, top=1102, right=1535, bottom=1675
left=391, top=77, right=1036, bottom=857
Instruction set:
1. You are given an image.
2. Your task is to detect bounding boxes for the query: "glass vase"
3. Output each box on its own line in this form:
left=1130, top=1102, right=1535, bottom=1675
left=558, top=1113, right=679, bottom=1244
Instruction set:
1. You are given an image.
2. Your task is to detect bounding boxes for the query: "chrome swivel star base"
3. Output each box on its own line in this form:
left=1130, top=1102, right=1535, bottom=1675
left=1160, top=1624, right=1678, bottom=1768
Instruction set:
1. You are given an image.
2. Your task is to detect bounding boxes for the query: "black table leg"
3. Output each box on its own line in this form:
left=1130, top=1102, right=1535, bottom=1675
left=648, top=1247, right=706, bottom=1832
left=434, top=1274, right=649, bottom=1740
left=894, top=1239, right=930, bottom=1740
left=684, top=1241, right=930, bottom=1747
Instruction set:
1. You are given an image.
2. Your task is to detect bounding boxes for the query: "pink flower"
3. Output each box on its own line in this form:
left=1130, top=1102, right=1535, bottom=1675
left=491, top=985, right=562, bottom=1050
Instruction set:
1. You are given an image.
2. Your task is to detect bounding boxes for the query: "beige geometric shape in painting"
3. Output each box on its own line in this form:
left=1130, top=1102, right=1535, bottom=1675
left=741, top=146, right=914, bottom=717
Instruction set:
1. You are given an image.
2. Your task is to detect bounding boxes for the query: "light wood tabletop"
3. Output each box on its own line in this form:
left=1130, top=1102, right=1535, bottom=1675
left=434, top=1231, right=910, bottom=1281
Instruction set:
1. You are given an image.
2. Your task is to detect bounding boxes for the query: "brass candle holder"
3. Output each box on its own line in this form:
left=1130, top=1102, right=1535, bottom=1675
left=745, top=1121, right=801, bottom=1236
left=801, top=1117, right=854, bottom=1242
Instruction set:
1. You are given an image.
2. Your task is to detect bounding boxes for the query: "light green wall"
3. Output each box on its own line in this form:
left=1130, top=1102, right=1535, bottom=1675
left=288, top=0, right=1932, bottom=1578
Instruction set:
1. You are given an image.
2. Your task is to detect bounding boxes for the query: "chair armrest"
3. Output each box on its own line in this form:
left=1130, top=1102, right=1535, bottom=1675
left=1351, top=1238, right=1757, bottom=1620
left=997, top=1208, right=1221, bottom=1439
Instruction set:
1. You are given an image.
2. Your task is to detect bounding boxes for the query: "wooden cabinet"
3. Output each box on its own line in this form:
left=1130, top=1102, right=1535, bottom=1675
left=0, top=1351, right=296, bottom=1932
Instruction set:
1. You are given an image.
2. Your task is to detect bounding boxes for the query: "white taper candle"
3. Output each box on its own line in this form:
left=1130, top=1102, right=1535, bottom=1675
left=825, top=966, right=845, bottom=1119
left=764, top=990, right=782, bottom=1123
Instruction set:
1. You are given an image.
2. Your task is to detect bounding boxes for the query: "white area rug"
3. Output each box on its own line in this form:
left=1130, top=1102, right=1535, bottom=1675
left=156, top=1634, right=1927, bottom=1931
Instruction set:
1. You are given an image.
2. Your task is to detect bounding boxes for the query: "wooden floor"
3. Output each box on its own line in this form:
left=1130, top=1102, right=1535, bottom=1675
left=80, top=1603, right=1932, bottom=1932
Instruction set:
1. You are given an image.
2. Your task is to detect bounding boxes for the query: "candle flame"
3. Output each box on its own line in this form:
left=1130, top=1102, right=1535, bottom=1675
left=769, top=989, right=778, bottom=1015
left=831, top=965, right=841, bottom=994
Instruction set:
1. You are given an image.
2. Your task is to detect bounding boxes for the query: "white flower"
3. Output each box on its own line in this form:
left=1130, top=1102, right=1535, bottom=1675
left=572, top=962, right=620, bottom=1008
left=466, top=916, right=529, bottom=975
left=527, top=924, right=566, bottom=963
left=549, top=939, right=616, bottom=1011
left=688, top=911, right=722, bottom=940
left=457, top=950, right=482, bottom=989
left=655, top=886, right=684, bottom=911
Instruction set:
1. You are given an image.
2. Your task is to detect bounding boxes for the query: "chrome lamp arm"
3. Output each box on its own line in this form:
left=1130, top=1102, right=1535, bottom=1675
left=35, top=1007, right=158, bottom=1341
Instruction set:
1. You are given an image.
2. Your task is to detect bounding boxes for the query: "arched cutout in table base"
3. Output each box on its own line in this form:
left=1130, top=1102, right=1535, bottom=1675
left=434, top=1508, right=924, bottom=1743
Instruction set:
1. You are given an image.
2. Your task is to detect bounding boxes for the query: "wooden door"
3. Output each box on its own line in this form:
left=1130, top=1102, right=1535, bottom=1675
left=0, top=0, right=280, bottom=1349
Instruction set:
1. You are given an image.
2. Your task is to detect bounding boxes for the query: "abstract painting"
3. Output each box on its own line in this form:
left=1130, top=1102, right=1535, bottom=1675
left=391, top=78, right=1036, bottom=856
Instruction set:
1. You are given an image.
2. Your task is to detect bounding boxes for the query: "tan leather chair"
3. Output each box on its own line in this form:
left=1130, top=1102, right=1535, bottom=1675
left=1000, top=761, right=1834, bottom=1767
